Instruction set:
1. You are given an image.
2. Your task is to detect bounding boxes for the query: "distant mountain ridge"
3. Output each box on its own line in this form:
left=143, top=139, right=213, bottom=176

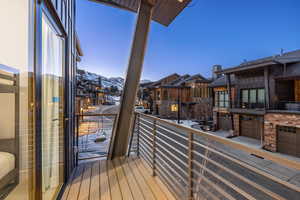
left=77, top=69, right=151, bottom=90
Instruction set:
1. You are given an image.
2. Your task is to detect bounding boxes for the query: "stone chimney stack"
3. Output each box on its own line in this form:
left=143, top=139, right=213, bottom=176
left=212, top=65, right=222, bottom=80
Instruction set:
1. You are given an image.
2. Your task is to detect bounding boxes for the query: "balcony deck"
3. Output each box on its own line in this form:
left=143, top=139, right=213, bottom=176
left=61, top=157, right=175, bottom=200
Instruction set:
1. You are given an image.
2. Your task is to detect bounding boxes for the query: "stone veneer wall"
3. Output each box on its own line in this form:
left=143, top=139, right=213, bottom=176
left=233, top=114, right=240, bottom=136
left=264, top=113, right=300, bottom=152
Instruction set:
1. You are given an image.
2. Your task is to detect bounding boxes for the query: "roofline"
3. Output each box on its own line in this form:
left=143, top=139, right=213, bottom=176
left=76, top=33, right=84, bottom=57
left=90, top=0, right=191, bottom=27
left=218, top=61, right=277, bottom=74
left=89, top=0, right=134, bottom=13
left=218, top=49, right=300, bottom=74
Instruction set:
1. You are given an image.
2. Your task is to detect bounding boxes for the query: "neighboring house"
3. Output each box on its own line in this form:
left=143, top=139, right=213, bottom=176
left=137, top=81, right=154, bottom=109
left=76, top=69, right=104, bottom=110
left=218, top=49, right=300, bottom=158
left=147, top=73, right=181, bottom=116
left=143, top=73, right=212, bottom=120
left=184, top=74, right=213, bottom=120
left=209, top=66, right=236, bottom=131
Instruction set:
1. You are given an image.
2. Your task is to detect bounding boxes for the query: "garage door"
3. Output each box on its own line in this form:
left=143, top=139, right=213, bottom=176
left=240, top=115, right=262, bottom=140
left=277, top=126, right=300, bottom=157
left=218, top=113, right=231, bottom=130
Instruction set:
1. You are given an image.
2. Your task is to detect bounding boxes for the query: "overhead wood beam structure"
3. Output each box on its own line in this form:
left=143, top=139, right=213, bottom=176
left=90, top=0, right=191, bottom=159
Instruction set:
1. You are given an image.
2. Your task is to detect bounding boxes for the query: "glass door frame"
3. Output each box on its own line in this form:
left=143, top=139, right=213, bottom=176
left=34, top=0, right=69, bottom=199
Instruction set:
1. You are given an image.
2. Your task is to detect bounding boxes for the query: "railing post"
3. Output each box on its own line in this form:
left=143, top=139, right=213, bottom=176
left=76, top=115, right=79, bottom=166
left=152, top=119, right=157, bottom=176
left=188, top=132, right=194, bottom=200
left=137, top=114, right=140, bottom=157
left=127, top=113, right=137, bottom=156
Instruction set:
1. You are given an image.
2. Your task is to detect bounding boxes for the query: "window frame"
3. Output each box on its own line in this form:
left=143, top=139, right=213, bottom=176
left=215, top=90, right=229, bottom=108
left=240, top=88, right=265, bottom=108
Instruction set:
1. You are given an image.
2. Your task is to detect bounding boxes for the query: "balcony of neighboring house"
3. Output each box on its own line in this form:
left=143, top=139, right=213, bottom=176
left=230, top=88, right=267, bottom=115
left=269, top=79, right=300, bottom=114
left=62, top=112, right=300, bottom=200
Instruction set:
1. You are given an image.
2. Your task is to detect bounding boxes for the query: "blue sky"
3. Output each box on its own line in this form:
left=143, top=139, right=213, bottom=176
left=76, top=0, right=300, bottom=80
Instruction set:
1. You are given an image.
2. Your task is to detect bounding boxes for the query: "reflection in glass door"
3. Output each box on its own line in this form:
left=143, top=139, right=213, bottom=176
left=41, top=14, right=64, bottom=200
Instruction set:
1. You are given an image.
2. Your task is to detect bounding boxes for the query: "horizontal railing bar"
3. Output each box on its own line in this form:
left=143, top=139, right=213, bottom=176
left=140, top=150, right=153, bottom=168
left=192, top=179, right=223, bottom=200
left=139, top=130, right=153, bottom=142
left=139, top=123, right=154, bottom=134
left=155, top=158, right=187, bottom=192
left=194, top=182, right=220, bottom=200
left=192, top=170, right=235, bottom=200
left=139, top=136, right=153, bottom=153
left=156, top=130, right=188, bottom=150
left=156, top=136, right=188, bottom=159
left=156, top=148, right=188, bottom=179
left=0, top=73, right=15, bottom=81
left=156, top=142, right=189, bottom=170
left=140, top=141, right=152, bottom=158
left=140, top=154, right=152, bottom=169
left=156, top=168, right=184, bottom=200
left=0, top=84, right=17, bottom=93
left=192, top=160, right=257, bottom=200
left=139, top=126, right=154, bottom=139
left=76, top=113, right=118, bottom=117
left=192, top=140, right=300, bottom=193
left=139, top=133, right=153, bottom=148
left=156, top=124, right=188, bottom=141
left=192, top=150, right=284, bottom=200
left=139, top=117, right=154, bottom=126
left=156, top=150, right=188, bottom=182
left=137, top=112, right=300, bottom=171
left=139, top=140, right=152, bottom=155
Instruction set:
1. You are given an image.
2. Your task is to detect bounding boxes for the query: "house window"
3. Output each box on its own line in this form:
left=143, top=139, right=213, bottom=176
left=163, top=90, right=168, bottom=100
left=241, top=88, right=265, bottom=108
left=215, top=91, right=229, bottom=108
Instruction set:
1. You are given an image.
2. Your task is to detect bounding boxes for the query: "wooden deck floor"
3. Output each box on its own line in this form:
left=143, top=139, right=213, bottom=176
left=61, top=157, right=176, bottom=200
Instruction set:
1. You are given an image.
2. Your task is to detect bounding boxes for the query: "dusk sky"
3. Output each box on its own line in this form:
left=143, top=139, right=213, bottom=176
left=76, top=0, right=300, bottom=81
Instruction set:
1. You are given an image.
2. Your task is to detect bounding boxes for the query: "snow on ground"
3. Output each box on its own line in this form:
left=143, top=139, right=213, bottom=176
left=165, top=119, right=198, bottom=128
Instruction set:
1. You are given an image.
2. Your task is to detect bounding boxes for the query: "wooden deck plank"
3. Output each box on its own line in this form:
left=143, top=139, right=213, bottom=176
left=126, top=158, right=156, bottom=200
left=100, top=160, right=111, bottom=200
left=133, top=158, right=168, bottom=200
left=113, top=158, right=134, bottom=200
left=78, top=163, right=92, bottom=200
left=67, top=164, right=85, bottom=200
left=63, top=157, right=176, bottom=200
left=107, top=160, right=123, bottom=200
left=89, top=161, right=100, bottom=200
left=119, top=158, right=145, bottom=200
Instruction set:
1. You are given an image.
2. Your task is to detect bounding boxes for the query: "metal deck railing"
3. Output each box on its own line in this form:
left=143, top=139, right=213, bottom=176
left=129, top=112, right=300, bottom=200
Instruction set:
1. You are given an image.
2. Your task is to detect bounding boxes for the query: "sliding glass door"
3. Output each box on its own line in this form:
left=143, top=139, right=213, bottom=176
left=41, top=13, right=65, bottom=200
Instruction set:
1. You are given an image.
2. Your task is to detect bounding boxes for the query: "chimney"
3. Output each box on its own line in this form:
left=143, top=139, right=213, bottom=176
left=212, top=65, right=222, bottom=80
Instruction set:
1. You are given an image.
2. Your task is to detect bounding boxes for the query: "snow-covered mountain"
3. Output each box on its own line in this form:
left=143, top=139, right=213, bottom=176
left=77, top=69, right=151, bottom=90
left=102, top=77, right=124, bottom=90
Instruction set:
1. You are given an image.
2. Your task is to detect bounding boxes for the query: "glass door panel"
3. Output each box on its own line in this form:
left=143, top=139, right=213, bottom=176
left=41, top=14, right=64, bottom=200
